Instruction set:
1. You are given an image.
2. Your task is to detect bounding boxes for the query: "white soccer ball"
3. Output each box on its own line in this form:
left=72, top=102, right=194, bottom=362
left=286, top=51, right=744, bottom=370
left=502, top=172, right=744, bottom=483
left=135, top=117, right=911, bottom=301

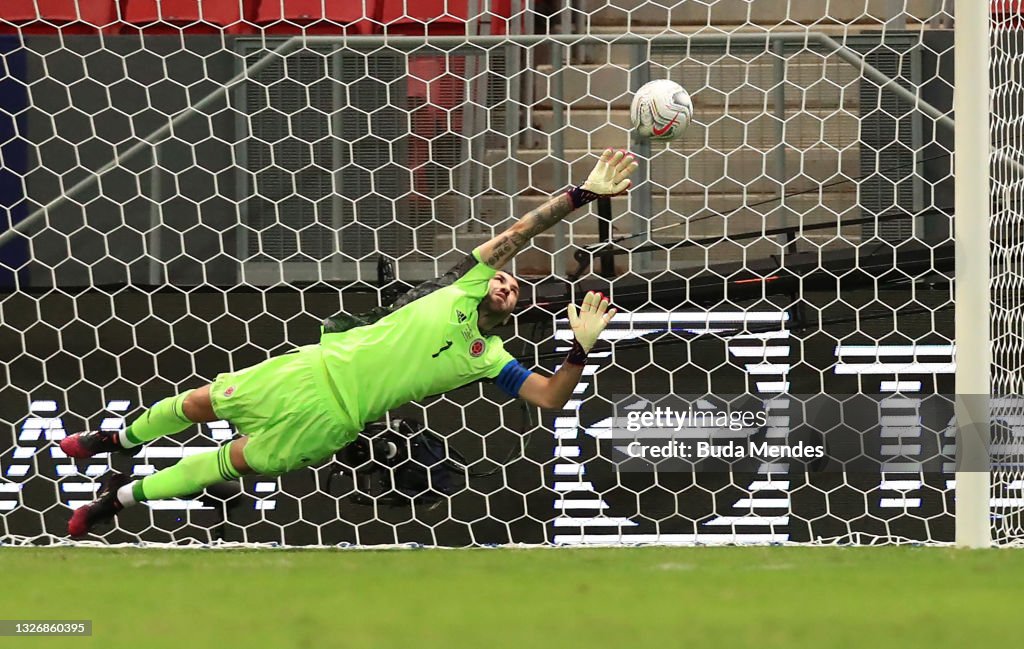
left=630, top=79, right=693, bottom=141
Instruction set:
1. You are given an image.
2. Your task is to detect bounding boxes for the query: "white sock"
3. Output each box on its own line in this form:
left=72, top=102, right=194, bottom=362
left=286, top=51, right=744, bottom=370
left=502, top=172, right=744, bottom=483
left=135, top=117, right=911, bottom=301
left=117, top=430, right=139, bottom=449
left=116, top=482, right=138, bottom=508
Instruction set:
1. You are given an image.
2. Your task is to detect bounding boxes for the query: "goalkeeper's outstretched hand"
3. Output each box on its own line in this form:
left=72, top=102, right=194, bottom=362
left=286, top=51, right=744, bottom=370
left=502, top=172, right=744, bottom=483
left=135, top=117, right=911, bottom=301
left=568, top=291, right=617, bottom=352
left=580, top=149, right=639, bottom=197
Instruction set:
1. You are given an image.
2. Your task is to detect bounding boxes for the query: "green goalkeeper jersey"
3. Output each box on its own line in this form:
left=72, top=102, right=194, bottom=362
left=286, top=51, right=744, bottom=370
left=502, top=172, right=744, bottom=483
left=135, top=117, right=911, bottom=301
left=317, top=252, right=516, bottom=431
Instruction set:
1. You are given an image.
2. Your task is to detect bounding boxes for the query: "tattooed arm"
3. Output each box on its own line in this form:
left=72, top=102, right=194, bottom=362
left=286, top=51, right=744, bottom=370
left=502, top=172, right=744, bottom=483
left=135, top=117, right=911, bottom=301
left=477, top=192, right=575, bottom=270
left=475, top=149, right=638, bottom=270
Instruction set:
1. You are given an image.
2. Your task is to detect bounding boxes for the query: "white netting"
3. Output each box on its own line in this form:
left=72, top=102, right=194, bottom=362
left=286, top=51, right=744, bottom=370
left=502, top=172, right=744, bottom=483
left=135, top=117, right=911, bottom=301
left=0, top=1, right=990, bottom=547
left=991, top=4, right=1024, bottom=544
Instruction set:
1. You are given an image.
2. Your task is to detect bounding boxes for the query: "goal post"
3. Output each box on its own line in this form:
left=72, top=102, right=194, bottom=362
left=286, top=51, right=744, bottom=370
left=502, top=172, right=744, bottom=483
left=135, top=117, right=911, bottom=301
left=953, top=0, right=992, bottom=549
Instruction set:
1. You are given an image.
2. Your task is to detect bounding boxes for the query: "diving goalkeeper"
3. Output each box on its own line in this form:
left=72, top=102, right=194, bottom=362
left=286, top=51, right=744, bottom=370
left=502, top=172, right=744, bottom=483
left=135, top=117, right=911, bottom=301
left=62, top=149, right=637, bottom=537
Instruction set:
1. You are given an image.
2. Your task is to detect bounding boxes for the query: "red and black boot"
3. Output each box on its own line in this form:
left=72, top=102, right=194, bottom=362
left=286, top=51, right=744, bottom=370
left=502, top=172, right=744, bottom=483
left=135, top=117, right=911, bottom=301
left=67, top=472, right=132, bottom=538
left=60, top=430, right=140, bottom=459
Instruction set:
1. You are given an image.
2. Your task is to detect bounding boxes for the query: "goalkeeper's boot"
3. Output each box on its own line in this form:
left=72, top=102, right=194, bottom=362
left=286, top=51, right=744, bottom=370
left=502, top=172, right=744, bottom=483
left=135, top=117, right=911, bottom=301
left=60, top=430, right=140, bottom=459
left=67, top=471, right=132, bottom=538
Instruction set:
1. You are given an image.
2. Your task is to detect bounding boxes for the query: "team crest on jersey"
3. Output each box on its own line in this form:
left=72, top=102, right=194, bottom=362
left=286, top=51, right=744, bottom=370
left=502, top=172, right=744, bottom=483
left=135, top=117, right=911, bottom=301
left=224, top=386, right=236, bottom=397
left=469, top=338, right=486, bottom=357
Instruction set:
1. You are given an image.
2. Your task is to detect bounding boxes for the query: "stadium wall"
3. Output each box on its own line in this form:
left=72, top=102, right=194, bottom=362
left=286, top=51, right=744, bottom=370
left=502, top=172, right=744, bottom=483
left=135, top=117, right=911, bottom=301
left=11, top=31, right=956, bottom=288
left=19, top=36, right=241, bottom=288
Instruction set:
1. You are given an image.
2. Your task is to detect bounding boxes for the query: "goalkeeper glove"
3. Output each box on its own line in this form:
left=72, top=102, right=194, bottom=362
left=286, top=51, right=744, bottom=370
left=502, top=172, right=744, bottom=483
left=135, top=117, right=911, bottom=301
left=567, top=149, right=639, bottom=209
left=565, top=291, right=618, bottom=365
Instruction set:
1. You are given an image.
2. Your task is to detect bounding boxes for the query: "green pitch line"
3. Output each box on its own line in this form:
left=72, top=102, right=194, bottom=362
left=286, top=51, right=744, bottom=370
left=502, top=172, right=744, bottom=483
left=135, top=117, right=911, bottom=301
left=2, top=546, right=1020, bottom=649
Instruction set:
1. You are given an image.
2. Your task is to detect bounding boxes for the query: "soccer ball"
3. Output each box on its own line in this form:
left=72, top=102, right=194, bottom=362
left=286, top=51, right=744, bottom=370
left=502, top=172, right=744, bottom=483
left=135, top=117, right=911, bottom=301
left=630, top=79, right=693, bottom=141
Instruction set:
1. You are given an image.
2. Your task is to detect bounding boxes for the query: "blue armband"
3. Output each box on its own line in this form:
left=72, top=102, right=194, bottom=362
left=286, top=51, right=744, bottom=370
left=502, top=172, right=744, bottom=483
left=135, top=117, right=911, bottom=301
left=495, top=360, right=532, bottom=398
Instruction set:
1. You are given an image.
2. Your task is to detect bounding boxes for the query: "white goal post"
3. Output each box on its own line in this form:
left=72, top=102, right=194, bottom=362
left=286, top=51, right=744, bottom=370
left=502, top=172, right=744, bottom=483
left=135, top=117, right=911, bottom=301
left=954, top=0, right=991, bottom=549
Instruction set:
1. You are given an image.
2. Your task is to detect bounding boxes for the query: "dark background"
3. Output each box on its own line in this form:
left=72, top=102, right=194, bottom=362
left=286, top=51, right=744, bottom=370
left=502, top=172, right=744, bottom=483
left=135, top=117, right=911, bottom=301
left=1, top=285, right=961, bottom=546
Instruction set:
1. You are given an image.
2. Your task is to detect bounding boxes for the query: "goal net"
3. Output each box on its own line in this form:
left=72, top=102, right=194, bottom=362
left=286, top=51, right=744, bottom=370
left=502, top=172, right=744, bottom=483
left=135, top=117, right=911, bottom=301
left=991, top=3, right=1024, bottom=545
left=0, top=1, right=1005, bottom=547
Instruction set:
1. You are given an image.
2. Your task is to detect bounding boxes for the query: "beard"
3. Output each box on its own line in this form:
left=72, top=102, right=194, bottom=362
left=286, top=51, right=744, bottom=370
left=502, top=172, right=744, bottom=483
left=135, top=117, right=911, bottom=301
left=481, top=294, right=514, bottom=328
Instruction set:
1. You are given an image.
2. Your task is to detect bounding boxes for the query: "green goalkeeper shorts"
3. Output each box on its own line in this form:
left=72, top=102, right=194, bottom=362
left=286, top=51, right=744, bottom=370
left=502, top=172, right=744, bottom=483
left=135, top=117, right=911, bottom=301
left=209, top=345, right=360, bottom=475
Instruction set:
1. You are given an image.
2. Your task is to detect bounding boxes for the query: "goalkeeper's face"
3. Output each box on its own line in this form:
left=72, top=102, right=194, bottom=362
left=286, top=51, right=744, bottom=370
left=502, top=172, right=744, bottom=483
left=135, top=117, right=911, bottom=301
left=486, top=272, right=520, bottom=319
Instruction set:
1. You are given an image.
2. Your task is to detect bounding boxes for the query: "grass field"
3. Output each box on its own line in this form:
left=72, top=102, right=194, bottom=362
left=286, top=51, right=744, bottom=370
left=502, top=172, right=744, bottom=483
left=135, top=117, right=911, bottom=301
left=2, top=545, right=1020, bottom=649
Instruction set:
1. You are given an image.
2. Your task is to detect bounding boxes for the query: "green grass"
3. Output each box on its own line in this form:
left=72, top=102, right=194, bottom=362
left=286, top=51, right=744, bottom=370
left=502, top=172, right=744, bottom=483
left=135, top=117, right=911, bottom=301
left=2, top=546, right=1021, bottom=649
